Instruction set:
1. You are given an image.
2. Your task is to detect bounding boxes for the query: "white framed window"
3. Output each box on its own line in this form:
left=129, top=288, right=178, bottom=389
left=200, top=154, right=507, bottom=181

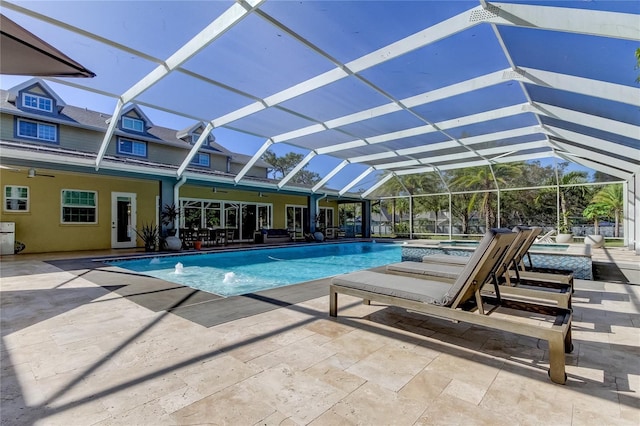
left=22, top=93, right=53, bottom=112
left=4, top=185, right=29, bottom=212
left=117, top=138, right=147, bottom=157
left=61, top=190, right=97, bottom=223
left=122, top=116, right=144, bottom=132
left=190, top=153, right=210, bottom=167
left=17, top=118, right=57, bottom=142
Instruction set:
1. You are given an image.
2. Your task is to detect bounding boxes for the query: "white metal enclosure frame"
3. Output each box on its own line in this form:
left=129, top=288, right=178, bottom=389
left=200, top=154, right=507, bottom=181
left=1, top=0, right=638, bottom=248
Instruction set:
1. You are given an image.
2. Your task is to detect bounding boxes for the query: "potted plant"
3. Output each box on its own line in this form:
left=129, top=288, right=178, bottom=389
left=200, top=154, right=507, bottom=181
left=555, top=214, right=573, bottom=244
left=161, top=203, right=180, bottom=236
left=582, top=203, right=609, bottom=248
left=134, top=222, right=159, bottom=252
left=160, top=203, right=182, bottom=251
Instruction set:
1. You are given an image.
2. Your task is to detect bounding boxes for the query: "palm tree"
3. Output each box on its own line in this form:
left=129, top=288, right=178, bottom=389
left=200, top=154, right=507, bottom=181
left=450, top=164, right=522, bottom=231
left=590, top=184, right=623, bottom=237
left=557, top=171, right=589, bottom=233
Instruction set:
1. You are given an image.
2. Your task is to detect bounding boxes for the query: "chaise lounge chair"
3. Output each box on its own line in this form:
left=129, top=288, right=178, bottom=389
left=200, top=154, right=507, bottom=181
left=420, top=226, right=574, bottom=292
left=535, top=228, right=556, bottom=243
left=330, top=228, right=573, bottom=384
left=387, top=227, right=572, bottom=308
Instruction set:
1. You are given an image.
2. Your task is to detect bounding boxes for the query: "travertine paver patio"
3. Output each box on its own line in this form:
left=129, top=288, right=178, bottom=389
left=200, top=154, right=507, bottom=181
left=1, top=252, right=638, bottom=425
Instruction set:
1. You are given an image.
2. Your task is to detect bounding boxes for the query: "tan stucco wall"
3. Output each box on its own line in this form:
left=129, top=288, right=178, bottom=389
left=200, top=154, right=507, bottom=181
left=0, top=168, right=158, bottom=253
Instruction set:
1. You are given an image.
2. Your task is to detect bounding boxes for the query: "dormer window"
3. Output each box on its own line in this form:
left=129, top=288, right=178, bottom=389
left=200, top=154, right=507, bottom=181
left=22, top=93, right=53, bottom=112
left=122, top=116, right=144, bottom=132
left=190, top=153, right=210, bottom=167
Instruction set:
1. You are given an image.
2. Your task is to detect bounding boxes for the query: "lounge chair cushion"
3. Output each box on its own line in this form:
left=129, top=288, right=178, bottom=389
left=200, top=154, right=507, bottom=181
left=422, top=254, right=468, bottom=266
left=387, top=261, right=459, bottom=280
left=331, top=270, right=453, bottom=305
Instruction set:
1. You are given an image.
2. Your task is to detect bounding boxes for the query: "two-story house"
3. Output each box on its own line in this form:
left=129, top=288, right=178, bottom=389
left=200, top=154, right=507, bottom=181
left=0, top=78, right=341, bottom=253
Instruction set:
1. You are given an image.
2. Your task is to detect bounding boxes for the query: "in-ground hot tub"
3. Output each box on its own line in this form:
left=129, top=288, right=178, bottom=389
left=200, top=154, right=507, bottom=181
left=401, top=240, right=593, bottom=280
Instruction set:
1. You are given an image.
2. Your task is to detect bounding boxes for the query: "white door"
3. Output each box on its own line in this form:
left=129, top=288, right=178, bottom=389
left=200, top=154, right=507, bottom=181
left=111, top=192, right=137, bottom=248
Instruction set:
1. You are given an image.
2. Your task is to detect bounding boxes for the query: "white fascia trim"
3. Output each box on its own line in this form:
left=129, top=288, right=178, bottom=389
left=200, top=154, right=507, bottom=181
left=362, top=173, right=394, bottom=198
left=527, top=103, right=640, bottom=140
left=542, top=125, right=639, bottom=163
left=1, top=145, right=179, bottom=178
left=234, top=138, right=274, bottom=184
left=339, top=167, right=375, bottom=196
left=177, top=121, right=215, bottom=177
left=490, top=2, right=640, bottom=41
left=278, top=151, right=317, bottom=188
left=312, top=160, right=349, bottom=192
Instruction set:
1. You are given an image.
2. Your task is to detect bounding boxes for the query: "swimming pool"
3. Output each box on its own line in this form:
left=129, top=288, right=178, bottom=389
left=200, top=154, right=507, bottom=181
left=108, top=242, right=402, bottom=297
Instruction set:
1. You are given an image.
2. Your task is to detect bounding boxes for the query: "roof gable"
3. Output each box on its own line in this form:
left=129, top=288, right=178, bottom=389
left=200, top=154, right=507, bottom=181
left=7, top=78, right=66, bottom=112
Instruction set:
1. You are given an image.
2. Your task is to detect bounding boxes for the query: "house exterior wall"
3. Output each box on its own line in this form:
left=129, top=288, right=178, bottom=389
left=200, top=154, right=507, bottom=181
left=228, top=162, right=267, bottom=179
left=0, top=169, right=158, bottom=253
left=179, top=185, right=308, bottom=230
left=59, top=126, right=103, bottom=152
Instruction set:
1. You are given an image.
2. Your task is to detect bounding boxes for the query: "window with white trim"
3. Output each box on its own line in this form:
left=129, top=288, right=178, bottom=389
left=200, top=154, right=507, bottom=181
left=122, top=116, right=144, bottom=132
left=4, top=186, right=29, bottom=212
left=17, top=118, right=57, bottom=142
left=190, top=153, right=210, bottom=167
left=61, top=190, right=97, bottom=223
left=22, top=93, right=53, bottom=112
left=117, top=138, right=147, bottom=157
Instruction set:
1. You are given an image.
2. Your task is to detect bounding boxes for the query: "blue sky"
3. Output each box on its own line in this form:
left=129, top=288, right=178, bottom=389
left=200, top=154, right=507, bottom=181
left=2, top=1, right=636, bottom=190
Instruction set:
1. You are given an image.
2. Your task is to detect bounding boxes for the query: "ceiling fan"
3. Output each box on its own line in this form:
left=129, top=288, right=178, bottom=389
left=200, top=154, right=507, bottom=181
left=27, top=168, right=55, bottom=178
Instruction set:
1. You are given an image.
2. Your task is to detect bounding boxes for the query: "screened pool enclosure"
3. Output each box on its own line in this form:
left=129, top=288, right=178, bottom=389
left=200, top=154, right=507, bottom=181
left=1, top=1, right=638, bottom=249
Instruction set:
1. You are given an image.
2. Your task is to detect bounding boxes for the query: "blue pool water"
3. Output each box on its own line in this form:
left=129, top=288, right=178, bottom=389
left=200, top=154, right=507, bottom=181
left=108, top=242, right=402, bottom=297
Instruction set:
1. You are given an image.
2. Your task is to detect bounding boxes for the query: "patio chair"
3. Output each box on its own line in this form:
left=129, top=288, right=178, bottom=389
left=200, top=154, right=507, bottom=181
left=420, top=226, right=574, bottom=292
left=387, top=227, right=572, bottom=309
left=535, top=229, right=556, bottom=243
left=330, top=228, right=573, bottom=384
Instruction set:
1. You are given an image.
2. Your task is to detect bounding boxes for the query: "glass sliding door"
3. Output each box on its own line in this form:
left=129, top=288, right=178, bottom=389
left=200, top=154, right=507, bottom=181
left=241, top=204, right=257, bottom=240
left=286, top=205, right=307, bottom=240
left=204, top=201, right=222, bottom=228
left=258, top=204, right=272, bottom=229
left=225, top=203, right=239, bottom=241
